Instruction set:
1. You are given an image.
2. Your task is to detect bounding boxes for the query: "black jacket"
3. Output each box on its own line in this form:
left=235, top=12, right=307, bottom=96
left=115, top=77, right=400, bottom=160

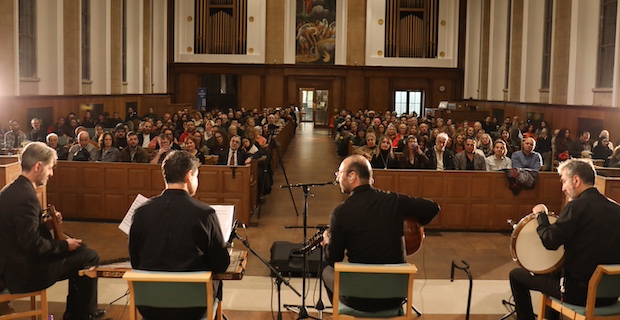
left=426, top=147, right=456, bottom=170
left=0, top=176, right=69, bottom=293
left=537, top=187, right=620, bottom=303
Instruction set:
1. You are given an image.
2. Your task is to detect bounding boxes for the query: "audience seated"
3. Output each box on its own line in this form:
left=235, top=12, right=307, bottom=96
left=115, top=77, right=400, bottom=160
left=68, top=131, right=98, bottom=161
left=455, top=138, right=486, bottom=170
left=179, top=120, right=197, bottom=143
left=399, top=135, right=430, bottom=169
left=535, top=128, right=552, bottom=171
left=113, top=124, right=128, bottom=149
left=217, top=135, right=250, bottom=166
left=511, top=137, right=542, bottom=171
left=568, top=131, right=592, bottom=158
left=486, top=139, right=512, bottom=171
left=370, top=136, right=398, bottom=169
left=138, top=121, right=156, bottom=148
left=593, top=136, right=614, bottom=166
left=97, top=132, right=120, bottom=162
left=609, top=147, right=620, bottom=168
left=3, top=119, right=28, bottom=148
left=46, top=133, right=69, bottom=160
left=150, top=133, right=172, bottom=164
left=119, top=132, right=149, bottom=163
left=476, top=133, right=493, bottom=157
left=184, top=135, right=206, bottom=164
left=29, top=118, right=47, bottom=142
left=427, top=132, right=456, bottom=170
left=354, top=132, right=378, bottom=161
left=554, top=128, right=572, bottom=160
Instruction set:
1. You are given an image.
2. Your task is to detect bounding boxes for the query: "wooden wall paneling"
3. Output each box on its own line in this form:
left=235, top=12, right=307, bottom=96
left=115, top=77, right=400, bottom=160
left=367, top=78, right=390, bottom=113
left=470, top=174, right=495, bottom=199
left=176, top=74, right=200, bottom=109
left=264, top=72, right=284, bottom=108
left=239, top=74, right=263, bottom=109
left=344, top=70, right=365, bottom=109
left=441, top=203, right=468, bottom=229
left=126, top=167, right=151, bottom=190
left=0, top=162, right=21, bottom=189
left=469, top=203, right=494, bottom=229
left=397, top=174, right=421, bottom=197
left=105, top=194, right=127, bottom=220
left=421, top=175, right=444, bottom=198
left=82, top=193, right=104, bottom=219
left=493, top=203, right=518, bottom=230
left=444, top=173, right=469, bottom=199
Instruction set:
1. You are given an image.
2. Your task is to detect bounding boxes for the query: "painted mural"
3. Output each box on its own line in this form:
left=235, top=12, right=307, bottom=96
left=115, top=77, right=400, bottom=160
left=295, top=0, right=336, bottom=65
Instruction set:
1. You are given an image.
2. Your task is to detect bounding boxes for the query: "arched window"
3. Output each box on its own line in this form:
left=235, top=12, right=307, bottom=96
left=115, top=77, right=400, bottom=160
left=597, top=0, right=617, bottom=88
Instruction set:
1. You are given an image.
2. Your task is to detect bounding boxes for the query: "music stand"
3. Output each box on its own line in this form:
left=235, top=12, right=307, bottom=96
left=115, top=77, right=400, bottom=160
left=257, top=130, right=299, bottom=218
left=280, top=181, right=335, bottom=319
left=231, top=224, right=301, bottom=320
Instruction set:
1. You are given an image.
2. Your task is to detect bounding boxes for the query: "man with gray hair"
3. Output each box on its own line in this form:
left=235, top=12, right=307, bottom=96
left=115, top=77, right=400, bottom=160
left=426, top=132, right=455, bottom=170
left=509, top=159, right=620, bottom=319
left=68, top=131, right=97, bottom=161
left=0, top=142, right=103, bottom=320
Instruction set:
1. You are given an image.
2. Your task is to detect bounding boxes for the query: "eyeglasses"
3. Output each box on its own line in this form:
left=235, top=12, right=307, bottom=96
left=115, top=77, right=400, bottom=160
left=334, top=170, right=353, bottom=177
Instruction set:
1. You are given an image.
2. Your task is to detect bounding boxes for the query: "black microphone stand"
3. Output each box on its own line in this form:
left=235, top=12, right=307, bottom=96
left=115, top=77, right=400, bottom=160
left=231, top=225, right=301, bottom=320
left=280, top=181, right=335, bottom=320
left=258, top=130, right=299, bottom=218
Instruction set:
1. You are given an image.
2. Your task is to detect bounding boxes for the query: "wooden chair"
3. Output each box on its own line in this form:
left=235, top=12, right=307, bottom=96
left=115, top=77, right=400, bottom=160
left=538, top=265, right=620, bottom=320
left=0, top=289, right=48, bottom=320
left=123, top=270, right=221, bottom=320
left=332, top=262, right=418, bottom=320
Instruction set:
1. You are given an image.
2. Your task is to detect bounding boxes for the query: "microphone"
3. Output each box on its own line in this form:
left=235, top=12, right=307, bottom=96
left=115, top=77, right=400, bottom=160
left=227, top=219, right=239, bottom=244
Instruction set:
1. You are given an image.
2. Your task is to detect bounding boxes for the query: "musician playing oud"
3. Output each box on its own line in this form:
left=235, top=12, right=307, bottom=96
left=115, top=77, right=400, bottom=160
left=321, top=154, right=440, bottom=313
left=509, top=159, right=620, bottom=320
left=129, top=150, right=230, bottom=320
left=0, top=142, right=103, bottom=320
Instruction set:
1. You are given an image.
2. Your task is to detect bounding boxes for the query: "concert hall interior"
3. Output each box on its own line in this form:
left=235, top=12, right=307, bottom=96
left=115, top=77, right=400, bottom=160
left=2, top=1, right=620, bottom=319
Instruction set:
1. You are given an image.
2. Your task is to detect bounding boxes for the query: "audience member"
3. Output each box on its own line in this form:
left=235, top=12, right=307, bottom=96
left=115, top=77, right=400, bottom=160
left=3, top=119, right=28, bottom=148
left=113, top=124, right=128, bottom=149
left=500, top=129, right=516, bottom=157
left=455, top=138, right=486, bottom=170
left=592, top=136, right=613, bottom=166
left=138, top=121, right=156, bottom=148
left=370, top=136, right=398, bottom=169
left=569, top=131, right=592, bottom=158
left=29, top=118, right=46, bottom=142
left=179, top=120, right=197, bottom=143
left=150, top=134, right=172, bottom=164
left=97, top=132, right=120, bottom=162
left=119, top=132, right=149, bottom=163
left=217, top=135, right=249, bottom=165
left=208, top=131, right=229, bottom=156
left=593, top=129, right=614, bottom=149
left=184, top=135, right=206, bottom=164
left=554, top=128, right=572, bottom=160
left=46, top=133, right=69, bottom=160
left=81, top=111, right=95, bottom=128
left=399, top=135, right=430, bottom=169
left=511, top=137, right=542, bottom=171
left=535, top=128, right=553, bottom=171
left=68, top=131, right=98, bottom=161
left=426, top=132, right=456, bottom=170
left=476, top=133, right=493, bottom=157
left=486, top=139, right=512, bottom=171
left=47, top=116, right=68, bottom=137
left=354, top=132, right=378, bottom=161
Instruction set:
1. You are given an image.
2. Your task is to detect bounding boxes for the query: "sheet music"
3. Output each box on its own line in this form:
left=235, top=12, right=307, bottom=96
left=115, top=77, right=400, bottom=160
left=212, top=204, right=235, bottom=244
left=118, top=194, right=149, bottom=235
left=118, top=196, right=235, bottom=242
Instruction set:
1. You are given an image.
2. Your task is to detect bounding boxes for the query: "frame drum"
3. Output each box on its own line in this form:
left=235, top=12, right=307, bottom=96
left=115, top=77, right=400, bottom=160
left=510, top=213, right=565, bottom=274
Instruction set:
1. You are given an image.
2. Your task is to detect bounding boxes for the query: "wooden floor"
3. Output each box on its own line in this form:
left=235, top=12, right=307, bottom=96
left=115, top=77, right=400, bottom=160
left=52, top=123, right=517, bottom=319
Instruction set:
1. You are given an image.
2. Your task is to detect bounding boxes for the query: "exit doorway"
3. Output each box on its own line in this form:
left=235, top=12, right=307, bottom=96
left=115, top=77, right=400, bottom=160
left=299, top=88, right=329, bottom=127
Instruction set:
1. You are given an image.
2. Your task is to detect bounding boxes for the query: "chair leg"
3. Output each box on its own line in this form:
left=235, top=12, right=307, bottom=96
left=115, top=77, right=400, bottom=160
left=216, top=301, right=223, bottom=320
left=40, top=291, right=48, bottom=320
left=30, top=295, right=36, bottom=320
left=537, top=294, right=549, bottom=320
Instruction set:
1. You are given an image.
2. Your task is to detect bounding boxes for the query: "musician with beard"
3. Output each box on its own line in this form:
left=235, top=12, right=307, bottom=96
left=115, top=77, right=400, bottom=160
left=321, top=155, right=440, bottom=313
left=509, top=159, right=620, bottom=320
left=0, top=142, right=102, bottom=320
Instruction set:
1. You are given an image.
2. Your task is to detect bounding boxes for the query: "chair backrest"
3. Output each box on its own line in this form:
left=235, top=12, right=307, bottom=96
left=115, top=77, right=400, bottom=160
left=123, top=270, right=214, bottom=320
left=591, top=265, right=620, bottom=299
left=333, top=262, right=417, bottom=318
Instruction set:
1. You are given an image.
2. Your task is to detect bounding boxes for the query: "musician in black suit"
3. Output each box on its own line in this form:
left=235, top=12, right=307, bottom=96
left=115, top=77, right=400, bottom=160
left=0, top=142, right=102, bottom=320
left=321, top=154, right=440, bottom=313
left=217, top=135, right=250, bottom=165
left=129, top=150, right=230, bottom=320
left=509, top=159, right=620, bottom=320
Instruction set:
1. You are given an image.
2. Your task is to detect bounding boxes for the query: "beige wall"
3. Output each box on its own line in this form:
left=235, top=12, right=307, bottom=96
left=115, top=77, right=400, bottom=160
left=0, top=0, right=16, bottom=96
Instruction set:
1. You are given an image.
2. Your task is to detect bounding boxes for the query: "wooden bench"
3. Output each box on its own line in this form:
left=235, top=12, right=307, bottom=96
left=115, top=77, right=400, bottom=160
left=46, top=161, right=258, bottom=224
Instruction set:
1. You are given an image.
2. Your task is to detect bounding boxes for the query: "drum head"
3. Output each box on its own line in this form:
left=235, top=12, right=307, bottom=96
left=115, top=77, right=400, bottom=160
left=511, top=214, right=565, bottom=274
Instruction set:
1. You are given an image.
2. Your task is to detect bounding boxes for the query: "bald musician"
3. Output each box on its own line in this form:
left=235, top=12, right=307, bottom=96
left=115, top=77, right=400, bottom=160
left=321, top=155, right=440, bottom=313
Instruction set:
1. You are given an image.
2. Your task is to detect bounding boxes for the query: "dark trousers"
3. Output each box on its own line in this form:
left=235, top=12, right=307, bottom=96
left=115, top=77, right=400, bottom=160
left=58, top=245, right=100, bottom=320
